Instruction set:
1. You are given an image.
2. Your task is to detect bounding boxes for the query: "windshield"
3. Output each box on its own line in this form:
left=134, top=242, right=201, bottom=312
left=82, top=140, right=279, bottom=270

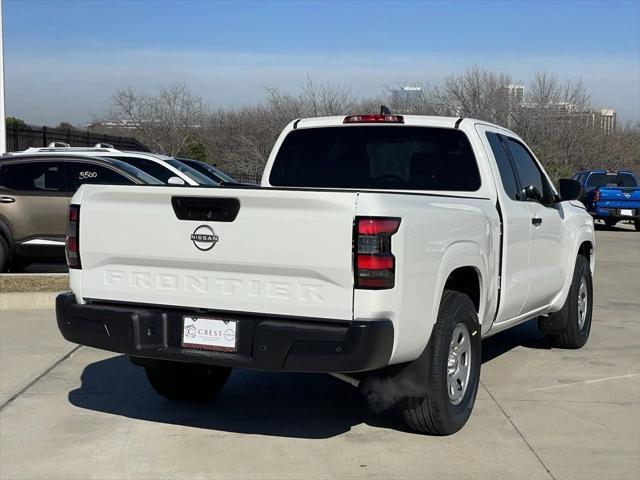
left=107, top=158, right=164, bottom=185
left=110, top=156, right=174, bottom=183
left=587, top=172, right=638, bottom=188
left=270, top=126, right=481, bottom=191
left=180, top=159, right=236, bottom=183
left=165, top=159, right=219, bottom=186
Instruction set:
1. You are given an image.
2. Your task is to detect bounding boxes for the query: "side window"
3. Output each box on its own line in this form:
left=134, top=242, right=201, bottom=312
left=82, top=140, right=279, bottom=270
left=505, top=138, right=553, bottom=204
left=115, top=157, right=172, bottom=183
left=486, top=132, right=519, bottom=200
left=2, top=162, right=67, bottom=192
left=586, top=173, right=605, bottom=188
left=67, top=163, right=134, bottom=192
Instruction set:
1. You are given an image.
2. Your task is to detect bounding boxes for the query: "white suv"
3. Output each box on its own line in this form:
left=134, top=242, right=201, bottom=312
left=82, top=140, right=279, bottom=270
left=20, top=144, right=218, bottom=186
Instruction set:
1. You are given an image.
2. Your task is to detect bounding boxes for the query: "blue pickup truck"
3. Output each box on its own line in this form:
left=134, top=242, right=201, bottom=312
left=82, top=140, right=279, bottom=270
left=573, top=170, right=640, bottom=230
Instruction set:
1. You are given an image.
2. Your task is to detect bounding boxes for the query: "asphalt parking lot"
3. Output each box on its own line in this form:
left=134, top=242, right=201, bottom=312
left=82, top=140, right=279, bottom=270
left=0, top=224, right=638, bottom=480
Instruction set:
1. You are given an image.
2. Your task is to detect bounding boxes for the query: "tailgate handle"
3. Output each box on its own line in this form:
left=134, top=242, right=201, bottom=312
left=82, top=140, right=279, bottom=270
left=171, top=197, right=240, bottom=222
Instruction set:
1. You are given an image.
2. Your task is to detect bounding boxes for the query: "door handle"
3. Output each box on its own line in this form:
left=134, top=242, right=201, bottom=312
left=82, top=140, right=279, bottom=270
left=531, top=217, right=542, bottom=226
left=0, top=196, right=15, bottom=204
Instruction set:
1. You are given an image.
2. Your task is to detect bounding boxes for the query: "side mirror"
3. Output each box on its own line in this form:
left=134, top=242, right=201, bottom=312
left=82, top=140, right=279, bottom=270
left=558, top=179, right=583, bottom=201
left=167, top=176, right=186, bottom=186
left=521, top=185, right=543, bottom=202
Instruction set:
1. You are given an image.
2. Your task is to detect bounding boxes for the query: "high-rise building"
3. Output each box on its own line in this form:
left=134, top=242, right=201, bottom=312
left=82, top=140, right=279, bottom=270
left=391, top=86, right=423, bottom=109
left=505, top=85, right=525, bottom=105
left=598, top=109, right=617, bottom=135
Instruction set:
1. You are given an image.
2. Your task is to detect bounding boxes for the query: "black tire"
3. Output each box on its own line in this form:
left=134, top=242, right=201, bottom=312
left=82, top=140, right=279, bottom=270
left=144, top=360, right=231, bottom=401
left=604, top=218, right=617, bottom=228
left=398, top=290, right=481, bottom=435
left=0, top=236, right=9, bottom=273
left=539, top=255, right=593, bottom=349
left=635, top=219, right=640, bottom=232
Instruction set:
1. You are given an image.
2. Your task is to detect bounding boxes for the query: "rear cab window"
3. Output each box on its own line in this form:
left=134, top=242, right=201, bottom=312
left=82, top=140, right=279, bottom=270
left=588, top=172, right=638, bottom=188
left=485, top=132, right=519, bottom=200
left=269, top=126, right=481, bottom=191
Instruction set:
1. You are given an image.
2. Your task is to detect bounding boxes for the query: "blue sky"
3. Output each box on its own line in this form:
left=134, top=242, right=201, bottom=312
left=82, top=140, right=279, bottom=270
left=3, top=0, right=639, bottom=125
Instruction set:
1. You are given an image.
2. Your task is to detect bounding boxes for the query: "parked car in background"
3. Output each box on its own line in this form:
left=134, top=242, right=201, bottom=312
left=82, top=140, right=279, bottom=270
left=176, top=158, right=237, bottom=185
left=0, top=154, right=162, bottom=272
left=573, top=170, right=640, bottom=230
left=21, top=144, right=219, bottom=187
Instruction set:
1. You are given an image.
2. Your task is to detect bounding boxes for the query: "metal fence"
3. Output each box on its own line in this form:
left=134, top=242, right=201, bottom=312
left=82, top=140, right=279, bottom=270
left=5, top=124, right=149, bottom=152
left=227, top=171, right=262, bottom=184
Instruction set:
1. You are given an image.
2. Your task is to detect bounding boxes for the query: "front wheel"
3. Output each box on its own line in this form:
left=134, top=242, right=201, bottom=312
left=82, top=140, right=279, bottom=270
left=144, top=360, right=231, bottom=401
left=398, top=290, right=481, bottom=435
left=539, top=255, right=593, bottom=349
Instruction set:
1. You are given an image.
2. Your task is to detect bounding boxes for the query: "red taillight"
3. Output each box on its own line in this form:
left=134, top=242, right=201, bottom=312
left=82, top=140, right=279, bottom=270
left=354, top=216, right=400, bottom=289
left=344, top=114, right=404, bottom=124
left=357, top=255, right=394, bottom=270
left=594, top=189, right=600, bottom=202
left=69, top=206, right=79, bottom=222
left=358, top=218, right=401, bottom=235
left=66, top=205, right=81, bottom=269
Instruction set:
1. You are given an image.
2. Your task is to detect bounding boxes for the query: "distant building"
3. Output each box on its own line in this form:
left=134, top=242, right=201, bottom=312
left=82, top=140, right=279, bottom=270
left=391, top=86, right=423, bottom=109
left=514, top=86, right=616, bottom=134
left=503, top=84, right=525, bottom=105
left=87, top=119, right=138, bottom=130
left=597, top=109, right=617, bottom=135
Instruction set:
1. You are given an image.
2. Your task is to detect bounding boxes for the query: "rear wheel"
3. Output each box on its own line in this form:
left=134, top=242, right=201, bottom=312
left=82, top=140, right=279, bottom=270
left=144, top=360, right=231, bottom=401
left=0, top=236, right=9, bottom=273
left=398, top=290, right=481, bottom=435
left=604, top=218, right=617, bottom=228
left=539, top=255, right=592, bottom=349
left=635, top=219, right=640, bottom=232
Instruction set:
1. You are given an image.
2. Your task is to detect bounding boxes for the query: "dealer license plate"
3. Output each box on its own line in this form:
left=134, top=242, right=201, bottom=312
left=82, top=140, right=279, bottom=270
left=182, top=316, right=237, bottom=352
left=621, top=209, right=633, bottom=216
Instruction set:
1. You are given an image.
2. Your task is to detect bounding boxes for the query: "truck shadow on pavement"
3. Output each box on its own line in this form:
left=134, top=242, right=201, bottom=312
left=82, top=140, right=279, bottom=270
left=594, top=222, right=637, bottom=232
left=68, top=319, right=550, bottom=439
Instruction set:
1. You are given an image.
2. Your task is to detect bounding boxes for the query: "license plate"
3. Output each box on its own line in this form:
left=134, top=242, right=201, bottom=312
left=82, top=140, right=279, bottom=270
left=182, top=316, right=237, bottom=352
left=621, top=209, right=633, bottom=216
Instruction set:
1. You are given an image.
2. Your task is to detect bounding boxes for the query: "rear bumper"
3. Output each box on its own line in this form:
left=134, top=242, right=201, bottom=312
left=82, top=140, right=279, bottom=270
left=591, top=206, right=640, bottom=220
left=55, top=292, right=393, bottom=373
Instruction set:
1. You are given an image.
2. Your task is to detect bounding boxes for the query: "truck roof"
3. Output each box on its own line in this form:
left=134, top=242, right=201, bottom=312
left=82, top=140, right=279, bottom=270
left=292, top=115, right=520, bottom=138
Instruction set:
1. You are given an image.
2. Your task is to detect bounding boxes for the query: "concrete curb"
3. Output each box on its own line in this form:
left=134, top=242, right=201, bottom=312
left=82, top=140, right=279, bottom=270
left=0, top=274, right=69, bottom=310
left=0, top=291, right=64, bottom=310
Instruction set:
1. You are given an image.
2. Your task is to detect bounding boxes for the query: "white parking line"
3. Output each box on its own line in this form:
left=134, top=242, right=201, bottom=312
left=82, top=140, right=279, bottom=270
left=526, top=373, right=640, bottom=392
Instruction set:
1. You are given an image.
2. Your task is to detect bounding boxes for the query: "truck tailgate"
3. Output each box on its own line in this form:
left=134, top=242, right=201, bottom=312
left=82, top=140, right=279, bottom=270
left=597, top=187, right=640, bottom=208
left=75, top=185, right=358, bottom=320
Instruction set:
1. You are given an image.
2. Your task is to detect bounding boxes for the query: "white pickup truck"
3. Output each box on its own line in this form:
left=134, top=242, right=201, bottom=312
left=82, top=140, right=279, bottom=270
left=56, top=114, right=595, bottom=435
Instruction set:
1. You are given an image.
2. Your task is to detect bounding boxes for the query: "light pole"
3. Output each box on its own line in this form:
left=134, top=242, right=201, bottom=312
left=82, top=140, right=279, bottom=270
left=0, top=0, right=6, bottom=154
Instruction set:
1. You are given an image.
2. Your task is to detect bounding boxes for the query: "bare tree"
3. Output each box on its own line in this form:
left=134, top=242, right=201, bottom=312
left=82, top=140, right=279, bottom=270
left=527, top=71, right=590, bottom=109
left=433, top=67, right=513, bottom=123
left=100, top=72, right=639, bottom=182
left=106, top=83, right=208, bottom=156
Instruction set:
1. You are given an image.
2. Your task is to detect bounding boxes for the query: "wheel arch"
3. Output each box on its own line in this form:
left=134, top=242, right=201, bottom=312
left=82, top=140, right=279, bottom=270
left=550, top=226, right=595, bottom=312
left=430, top=241, right=488, bottom=332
